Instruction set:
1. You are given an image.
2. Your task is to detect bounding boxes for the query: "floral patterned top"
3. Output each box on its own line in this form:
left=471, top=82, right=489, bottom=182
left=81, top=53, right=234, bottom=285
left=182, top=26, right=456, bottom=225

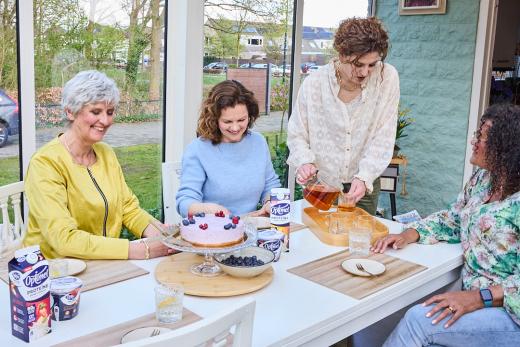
left=408, top=169, right=520, bottom=325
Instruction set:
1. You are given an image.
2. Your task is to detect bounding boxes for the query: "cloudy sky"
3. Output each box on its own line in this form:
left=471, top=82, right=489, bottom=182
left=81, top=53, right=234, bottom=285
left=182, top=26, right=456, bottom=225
left=303, top=0, right=369, bottom=28
left=82, top=0, right=369, bottom=29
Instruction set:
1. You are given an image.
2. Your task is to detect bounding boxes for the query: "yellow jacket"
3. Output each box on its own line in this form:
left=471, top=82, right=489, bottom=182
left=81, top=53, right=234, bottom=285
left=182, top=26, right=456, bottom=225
left=23, top=137, right=152, bottom=259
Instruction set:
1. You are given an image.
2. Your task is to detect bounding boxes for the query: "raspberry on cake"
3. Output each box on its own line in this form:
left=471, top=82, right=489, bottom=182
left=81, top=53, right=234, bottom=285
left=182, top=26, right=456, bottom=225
left=180, top=212, right=244, bottom=247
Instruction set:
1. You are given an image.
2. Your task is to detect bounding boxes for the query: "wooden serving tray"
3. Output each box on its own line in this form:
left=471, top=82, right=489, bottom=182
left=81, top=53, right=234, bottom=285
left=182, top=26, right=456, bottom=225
left=155, top=252, right=273, bottom=297
left=302, top=207, right=389, bottom=247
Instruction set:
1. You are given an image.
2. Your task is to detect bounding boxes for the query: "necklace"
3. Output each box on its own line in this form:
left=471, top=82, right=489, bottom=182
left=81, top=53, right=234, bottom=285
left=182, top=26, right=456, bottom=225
left=334, top=59, right=362, bottom=92
left=62, top=134, right=95, bottom=167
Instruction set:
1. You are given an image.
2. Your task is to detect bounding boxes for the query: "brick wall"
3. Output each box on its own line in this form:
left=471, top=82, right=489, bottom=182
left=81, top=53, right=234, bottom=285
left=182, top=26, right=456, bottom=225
left=376, top=0, right=481, bottom=216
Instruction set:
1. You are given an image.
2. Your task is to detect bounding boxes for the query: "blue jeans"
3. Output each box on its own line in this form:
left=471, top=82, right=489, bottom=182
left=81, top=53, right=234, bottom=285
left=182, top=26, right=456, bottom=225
left=382, top=304, right=520, bottom=347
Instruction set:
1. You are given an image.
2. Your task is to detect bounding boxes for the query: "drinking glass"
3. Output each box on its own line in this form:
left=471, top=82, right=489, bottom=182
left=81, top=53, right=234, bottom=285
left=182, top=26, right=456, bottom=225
left=349, top=215, right=374, bottom=256
left=338, top=193, right=356, bottom=212
left=327, top=212, right=355, bottom=234
left=49, top=259, right=69, bottom=278
left=155, top=283, right=184, bottom=323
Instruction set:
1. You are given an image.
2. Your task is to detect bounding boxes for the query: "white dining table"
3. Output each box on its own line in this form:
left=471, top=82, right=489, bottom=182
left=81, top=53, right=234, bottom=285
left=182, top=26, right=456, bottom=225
left=0, top=200, right=463, bottom=346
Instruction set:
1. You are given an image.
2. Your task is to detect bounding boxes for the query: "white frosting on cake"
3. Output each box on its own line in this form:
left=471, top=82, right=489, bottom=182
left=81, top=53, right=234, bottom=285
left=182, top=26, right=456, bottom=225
left=180, top=214, right=244, bottom=247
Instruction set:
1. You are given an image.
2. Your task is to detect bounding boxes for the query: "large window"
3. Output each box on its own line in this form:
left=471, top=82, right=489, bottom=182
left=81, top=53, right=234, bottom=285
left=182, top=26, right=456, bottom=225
left=32, top=0, right=166, bottom=217
left=203, top=0, right=295, bottom=188
left=0, top=0, right=20, bottom=189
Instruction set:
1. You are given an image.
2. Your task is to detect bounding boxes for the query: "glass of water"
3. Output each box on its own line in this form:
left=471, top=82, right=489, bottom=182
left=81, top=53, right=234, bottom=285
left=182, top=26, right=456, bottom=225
left=155, top=283, right=184, bottom=323
left=349, top=216, right=374, bottom=256
left=49, top=259, right=69, bottom=278
left=328, top=212, right=355, bottom=234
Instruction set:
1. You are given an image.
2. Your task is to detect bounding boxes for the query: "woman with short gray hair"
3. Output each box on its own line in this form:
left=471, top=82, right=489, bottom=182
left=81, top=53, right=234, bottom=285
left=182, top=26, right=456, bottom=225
left=23, top=70, right=173, bottom=260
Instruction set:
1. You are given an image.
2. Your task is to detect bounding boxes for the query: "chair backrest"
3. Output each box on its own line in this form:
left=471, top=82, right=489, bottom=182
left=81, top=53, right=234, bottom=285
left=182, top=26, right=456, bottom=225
left=161, top=161, right=182, bottom=224
left=125, top=298, right=255, bottom=347
left=0, top=181, right=26, bottom=254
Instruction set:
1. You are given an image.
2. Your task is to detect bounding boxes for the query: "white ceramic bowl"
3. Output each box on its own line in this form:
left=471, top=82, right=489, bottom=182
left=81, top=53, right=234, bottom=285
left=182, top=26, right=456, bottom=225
left=214, top=247, right=275, bottom=278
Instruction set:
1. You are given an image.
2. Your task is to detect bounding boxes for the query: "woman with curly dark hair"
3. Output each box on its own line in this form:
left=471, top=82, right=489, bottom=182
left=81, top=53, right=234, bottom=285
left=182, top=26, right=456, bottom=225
left=373, top=104, right=520, bottom=346
left=176, top=80, right=280, bottom=217
left=287, top=17, right=399, bottom=215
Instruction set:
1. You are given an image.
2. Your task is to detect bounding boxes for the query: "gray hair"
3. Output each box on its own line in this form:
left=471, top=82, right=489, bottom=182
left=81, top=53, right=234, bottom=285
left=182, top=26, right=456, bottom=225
left=61, top=70, right=120, bottom=115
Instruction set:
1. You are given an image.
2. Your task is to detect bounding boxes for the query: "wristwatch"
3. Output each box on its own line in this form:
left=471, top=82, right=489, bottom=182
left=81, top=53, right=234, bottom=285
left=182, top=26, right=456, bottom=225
left=479, top=288, right=493, bottom=308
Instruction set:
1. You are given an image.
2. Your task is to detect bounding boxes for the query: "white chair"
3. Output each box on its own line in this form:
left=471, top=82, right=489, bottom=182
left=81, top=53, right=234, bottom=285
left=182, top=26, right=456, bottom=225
left=0, top=181, right=26, bottom=255
left=161, top=161, right=182, bottom=224
left=123, top=298, right=256, bottom=347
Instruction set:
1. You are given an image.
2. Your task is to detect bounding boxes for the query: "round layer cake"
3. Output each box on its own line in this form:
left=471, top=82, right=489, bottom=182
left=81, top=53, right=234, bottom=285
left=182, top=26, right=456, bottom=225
left=180, top=213, right=245, bottom=247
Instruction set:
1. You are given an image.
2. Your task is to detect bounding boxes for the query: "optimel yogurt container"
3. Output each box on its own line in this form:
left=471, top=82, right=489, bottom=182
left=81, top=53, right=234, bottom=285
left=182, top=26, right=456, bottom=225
left=257, top=229, right=285, bottom=261
left=50, top=276, right=82, bottom=321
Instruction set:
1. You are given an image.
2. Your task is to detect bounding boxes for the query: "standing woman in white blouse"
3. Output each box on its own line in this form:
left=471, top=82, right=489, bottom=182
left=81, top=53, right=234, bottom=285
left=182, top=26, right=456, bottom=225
left=287, top=17, right=400, bottom=215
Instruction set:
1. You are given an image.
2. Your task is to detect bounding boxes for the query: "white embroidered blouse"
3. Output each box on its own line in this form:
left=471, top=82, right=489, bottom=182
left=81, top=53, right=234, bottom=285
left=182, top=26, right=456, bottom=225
left=287, top=60, right=400, bottom=193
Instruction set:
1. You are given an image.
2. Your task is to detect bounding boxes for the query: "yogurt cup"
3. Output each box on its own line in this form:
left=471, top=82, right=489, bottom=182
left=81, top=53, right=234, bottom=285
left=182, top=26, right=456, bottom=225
left=257, top=229, right=285, bottom=261
left=50, top=276, right=82, bottom=321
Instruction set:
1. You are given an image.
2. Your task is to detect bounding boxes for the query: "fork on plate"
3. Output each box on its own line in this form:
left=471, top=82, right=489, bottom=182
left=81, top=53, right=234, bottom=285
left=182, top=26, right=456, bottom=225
left=356, top=263, right=376, bottom=276
left=150, top=328, right=161, bottom=337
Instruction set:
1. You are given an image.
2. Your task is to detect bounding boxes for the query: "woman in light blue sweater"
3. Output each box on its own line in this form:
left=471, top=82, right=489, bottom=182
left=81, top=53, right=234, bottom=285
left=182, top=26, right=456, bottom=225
left=176, top=80, right=281, bottom=217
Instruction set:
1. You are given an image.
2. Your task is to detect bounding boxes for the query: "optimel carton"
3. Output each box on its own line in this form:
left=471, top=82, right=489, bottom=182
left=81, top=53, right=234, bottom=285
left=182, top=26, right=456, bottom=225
left=270, top=188, right=291, bottom=252
left=8, top=245, right=52, bottom=342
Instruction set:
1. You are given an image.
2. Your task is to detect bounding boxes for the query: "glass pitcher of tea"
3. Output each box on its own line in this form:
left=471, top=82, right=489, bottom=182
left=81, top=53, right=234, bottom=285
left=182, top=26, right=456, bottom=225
left=302, top=172, right=341, bottom=210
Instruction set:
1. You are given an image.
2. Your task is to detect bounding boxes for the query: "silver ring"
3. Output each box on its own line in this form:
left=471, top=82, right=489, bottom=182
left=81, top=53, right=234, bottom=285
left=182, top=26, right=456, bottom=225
left=447, top=306, right=456, bottom=314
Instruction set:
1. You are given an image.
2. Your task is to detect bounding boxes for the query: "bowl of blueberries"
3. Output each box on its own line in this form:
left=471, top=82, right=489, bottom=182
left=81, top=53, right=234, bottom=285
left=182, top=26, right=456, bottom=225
left=214, top=247, right=275, bottom=278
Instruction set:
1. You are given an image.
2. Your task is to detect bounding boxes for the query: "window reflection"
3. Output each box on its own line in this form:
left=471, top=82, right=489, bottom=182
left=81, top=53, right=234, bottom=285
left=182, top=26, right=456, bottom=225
left=0, top=0, right=20, bottom=189
left=33, top=0, right=165, bottom=217
left=203, top=0, right=295, bottom=188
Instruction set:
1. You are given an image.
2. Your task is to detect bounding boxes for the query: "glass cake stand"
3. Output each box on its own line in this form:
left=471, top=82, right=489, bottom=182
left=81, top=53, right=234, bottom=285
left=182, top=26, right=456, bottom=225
left=161, top=223, right=257, bottom=277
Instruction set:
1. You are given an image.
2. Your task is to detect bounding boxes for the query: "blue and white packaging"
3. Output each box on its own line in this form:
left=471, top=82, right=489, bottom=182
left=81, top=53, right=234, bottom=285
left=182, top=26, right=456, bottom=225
left=8, top=245, right=52, bottom=342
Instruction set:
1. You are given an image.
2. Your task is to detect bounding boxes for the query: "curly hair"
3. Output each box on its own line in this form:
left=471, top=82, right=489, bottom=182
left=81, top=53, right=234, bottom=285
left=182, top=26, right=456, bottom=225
left=333, top=17, right=389, bottom=63
left=479, top=103, right=520, bottom=199
left=197, top=80, right=259, bottom=144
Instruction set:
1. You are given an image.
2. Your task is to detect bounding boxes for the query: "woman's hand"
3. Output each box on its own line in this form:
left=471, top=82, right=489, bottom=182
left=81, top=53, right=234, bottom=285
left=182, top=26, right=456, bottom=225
left=296, top=163, right=317, bottom=184
left=128, top=239, right=175, bottom=260
left=345, top=178, right=366, bottom=203
left=147, top=239, right=177, bottom=258
left=422, top=290, right=484, bottom=328
left=189, top=203, right=230, bottom=216
left=371, top=228, right=420, bottom=253
left=248, top=201, right=270, bottom=217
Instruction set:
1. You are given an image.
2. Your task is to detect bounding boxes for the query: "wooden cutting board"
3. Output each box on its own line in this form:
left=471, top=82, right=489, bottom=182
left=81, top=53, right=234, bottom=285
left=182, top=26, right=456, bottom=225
left=155, top=252, right=273, bottom=297
left=302, top=207, right=389, bottom=247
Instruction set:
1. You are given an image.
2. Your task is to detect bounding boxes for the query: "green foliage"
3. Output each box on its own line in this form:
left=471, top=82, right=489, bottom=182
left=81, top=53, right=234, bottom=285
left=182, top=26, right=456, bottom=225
left=270, top=79, right=290, bottom=133
left=205, top=17, right=239, bottom=59
left=270, top=141, right=303, bottom=200
left=125, top=28, right=149, bottom=91
left=396, top=105, right=414, bottom=142
left=114, top=113, right=161, bottom=123
left=0, top=156, right=19, bottom=188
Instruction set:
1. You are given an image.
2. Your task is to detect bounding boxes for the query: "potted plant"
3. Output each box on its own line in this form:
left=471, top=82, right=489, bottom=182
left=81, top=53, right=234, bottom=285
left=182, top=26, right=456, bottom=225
left=394, top=105, right=414, bottom=158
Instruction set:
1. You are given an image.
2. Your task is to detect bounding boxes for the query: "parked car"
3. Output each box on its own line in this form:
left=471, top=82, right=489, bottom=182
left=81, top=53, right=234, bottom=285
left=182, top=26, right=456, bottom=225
left=0, top=89, right=19, bottom=147
left=301, top=62, right=317, bottom=73
left=239, top=63, right=252, bottom=68
left=203, top=62, right=228, bottom=73
left=250, top=63, right=277, bottom=69
left=272, top=64, right=291, bottom=77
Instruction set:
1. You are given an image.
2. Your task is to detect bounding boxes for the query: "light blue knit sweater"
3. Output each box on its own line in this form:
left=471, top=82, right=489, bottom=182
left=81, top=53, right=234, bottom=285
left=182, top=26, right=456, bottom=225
left=176, top=131, right=281, bottom=217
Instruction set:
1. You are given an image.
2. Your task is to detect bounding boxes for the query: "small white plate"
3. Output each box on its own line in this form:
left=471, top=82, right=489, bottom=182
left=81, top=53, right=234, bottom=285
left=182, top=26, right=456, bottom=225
left=341, top=258, right=386, bottom=277
left=243, top=216, right=271, bottom=229
left=49, top=259, right=87, bottom=278
left=66, top=259, right=87, bottom=276
left=120, top=326, right=172, bottom=344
